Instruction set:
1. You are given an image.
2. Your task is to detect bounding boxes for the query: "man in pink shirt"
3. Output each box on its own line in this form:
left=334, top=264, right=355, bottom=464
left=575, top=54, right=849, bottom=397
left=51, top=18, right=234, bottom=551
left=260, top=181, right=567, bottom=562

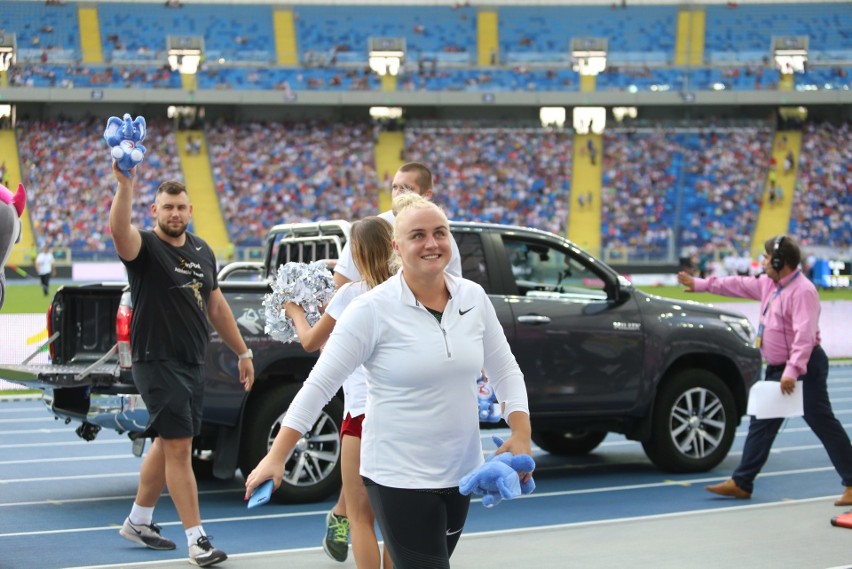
left=677, top=235, right=852, bottom=506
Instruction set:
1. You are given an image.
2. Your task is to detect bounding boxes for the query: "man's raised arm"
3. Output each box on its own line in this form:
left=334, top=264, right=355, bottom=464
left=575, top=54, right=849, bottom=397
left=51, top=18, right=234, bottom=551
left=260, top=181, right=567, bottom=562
left=109, top=162, right=142, bottom=262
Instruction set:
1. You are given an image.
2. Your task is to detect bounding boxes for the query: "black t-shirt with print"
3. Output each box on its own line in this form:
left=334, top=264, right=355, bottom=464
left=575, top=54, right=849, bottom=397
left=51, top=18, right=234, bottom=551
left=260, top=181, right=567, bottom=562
left=121, top=230, right=218, bottom=363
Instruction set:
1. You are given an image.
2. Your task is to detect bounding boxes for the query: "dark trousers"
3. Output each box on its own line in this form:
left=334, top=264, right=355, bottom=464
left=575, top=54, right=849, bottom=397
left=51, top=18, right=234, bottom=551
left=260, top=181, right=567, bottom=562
left=364, top=478, right=470, bottom=569
left=39, top=274, right=50, bottom=296
left=733, top=345, right=852, bottom=493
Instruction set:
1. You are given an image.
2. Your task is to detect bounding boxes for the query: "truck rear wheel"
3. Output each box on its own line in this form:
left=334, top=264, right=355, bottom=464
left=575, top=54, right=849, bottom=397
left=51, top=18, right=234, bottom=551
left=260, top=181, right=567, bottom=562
left=642, top=369, right=737, bottom=473
left=239, top=384, right=344, bottom=504
left=531, top=430, right=607, bottom=455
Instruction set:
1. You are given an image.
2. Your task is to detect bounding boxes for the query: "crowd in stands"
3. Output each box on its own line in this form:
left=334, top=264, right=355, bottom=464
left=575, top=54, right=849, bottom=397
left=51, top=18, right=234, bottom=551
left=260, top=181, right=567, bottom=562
left=7, top=64, right=180, bottom=89
left=7, top=61, right=849, bottom=92
left=16, top=117, right=182, bottom=252
left=403, top=127, right=572, bottom=234
left=600, top=129, right=681, bottom=258
left=204, top=120, right=380, bottom=246
left=7, top=117, right=851, bottom=262
left=790, top=121, right=852, bottom=248
left=600, top=127, right=773, bottom=260
left=194, top=66, right=376, bottom=91
left=677, top=128, right=773, bottom=254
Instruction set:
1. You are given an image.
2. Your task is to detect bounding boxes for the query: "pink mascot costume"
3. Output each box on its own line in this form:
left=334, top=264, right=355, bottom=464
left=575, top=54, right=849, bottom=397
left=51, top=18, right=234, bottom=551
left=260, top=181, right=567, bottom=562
left=0, top=182, right=26, bottom=310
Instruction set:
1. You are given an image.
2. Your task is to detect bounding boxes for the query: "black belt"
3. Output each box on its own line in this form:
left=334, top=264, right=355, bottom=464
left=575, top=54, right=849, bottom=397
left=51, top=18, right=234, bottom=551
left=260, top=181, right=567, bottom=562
left=766, top=345, right=821, bottom=374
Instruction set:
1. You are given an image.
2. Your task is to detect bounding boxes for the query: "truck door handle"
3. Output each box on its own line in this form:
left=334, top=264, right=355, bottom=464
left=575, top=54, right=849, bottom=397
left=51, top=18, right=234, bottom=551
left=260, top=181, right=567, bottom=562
left=517, top=315, right=551, bottom=325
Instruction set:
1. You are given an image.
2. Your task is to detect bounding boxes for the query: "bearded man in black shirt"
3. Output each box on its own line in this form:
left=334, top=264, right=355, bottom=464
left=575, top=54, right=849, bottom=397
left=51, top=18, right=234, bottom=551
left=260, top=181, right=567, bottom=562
left=109, top=162, right=254, bottom=568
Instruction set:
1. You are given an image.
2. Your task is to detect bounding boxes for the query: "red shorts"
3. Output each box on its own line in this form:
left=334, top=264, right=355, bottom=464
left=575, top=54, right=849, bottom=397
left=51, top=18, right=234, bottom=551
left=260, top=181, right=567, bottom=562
left=340, top=413, right=365, bottom=439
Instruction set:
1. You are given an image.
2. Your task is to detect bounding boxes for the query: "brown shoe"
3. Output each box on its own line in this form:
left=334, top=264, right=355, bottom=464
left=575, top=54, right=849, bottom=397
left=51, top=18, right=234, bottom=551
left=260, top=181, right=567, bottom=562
left=834, top=487, right=852, bottom=506
left=705, top=479, right=751, bottom=499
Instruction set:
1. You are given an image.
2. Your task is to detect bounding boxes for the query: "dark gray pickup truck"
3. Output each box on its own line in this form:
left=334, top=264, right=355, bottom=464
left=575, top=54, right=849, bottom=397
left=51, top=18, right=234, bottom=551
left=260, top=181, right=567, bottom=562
left=0, top=220, right=761, bottom=503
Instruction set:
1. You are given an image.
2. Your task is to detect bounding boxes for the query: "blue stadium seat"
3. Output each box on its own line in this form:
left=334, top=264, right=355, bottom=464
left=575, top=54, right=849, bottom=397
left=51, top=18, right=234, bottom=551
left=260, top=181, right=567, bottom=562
left=98, top=3, right=275, bottom=63
left=1, top=1, right=80, bottom=62
left=295, top=5, right=477, bottom=65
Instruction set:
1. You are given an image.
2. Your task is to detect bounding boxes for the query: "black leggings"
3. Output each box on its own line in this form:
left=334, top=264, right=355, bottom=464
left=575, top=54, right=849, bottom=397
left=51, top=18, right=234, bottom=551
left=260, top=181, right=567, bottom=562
left=364, top=478, right=470, bottom=569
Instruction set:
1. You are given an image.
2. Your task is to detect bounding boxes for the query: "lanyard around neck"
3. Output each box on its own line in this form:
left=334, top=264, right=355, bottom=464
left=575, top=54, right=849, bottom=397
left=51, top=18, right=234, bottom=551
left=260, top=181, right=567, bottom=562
left=762, top=270, right=801, bottom=317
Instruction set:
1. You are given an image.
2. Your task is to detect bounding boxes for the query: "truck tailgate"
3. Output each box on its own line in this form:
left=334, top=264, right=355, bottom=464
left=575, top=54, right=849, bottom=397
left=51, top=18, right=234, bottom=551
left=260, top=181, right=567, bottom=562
left=0, top=284, right=127, bottom=388
left=0, top=362, right=120, bottom=387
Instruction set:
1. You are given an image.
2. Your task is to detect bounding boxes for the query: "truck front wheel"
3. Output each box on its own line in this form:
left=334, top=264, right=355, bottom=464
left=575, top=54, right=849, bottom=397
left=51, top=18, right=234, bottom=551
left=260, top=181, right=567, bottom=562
left=239, top=384, right=344, bottom=504
left=642, top=369, right=737, bottom=473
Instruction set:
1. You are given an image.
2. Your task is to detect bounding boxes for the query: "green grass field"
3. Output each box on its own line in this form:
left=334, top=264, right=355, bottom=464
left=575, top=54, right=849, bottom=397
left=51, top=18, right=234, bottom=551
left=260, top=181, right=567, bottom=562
left=2, top=283, right=61, bottom=314
left=637, top=285, right=852, bottom=303
left=3, top=282, right=852, bottom=315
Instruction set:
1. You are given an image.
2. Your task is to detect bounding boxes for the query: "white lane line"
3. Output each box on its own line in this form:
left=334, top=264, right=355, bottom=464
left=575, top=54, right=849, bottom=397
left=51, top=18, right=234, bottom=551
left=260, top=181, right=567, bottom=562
left=528, top=466, right=834, bottom=492
left=2, top=432, right=840, bottom=475
left=500, top=468, right=836, bottom=500
left=63, top=546, right=326, bottom=569
left=455, top=494, right=845, bottom=537
left=0, top=454, right=134, bottom=465
left=48, top=496, right=850, bottom=569
left=0, top=472, right=141, bottom=484
left=0, top=465, right=836, bottom=523
left=0, top=417, right=58, bottom=423
left=533, top=445, right=836, bottom=473
left=0, top=428, right=88, bottom=435
left=774, top=423, right=852, bottom=434
left=0, top=439, right=128, bottom=449
left=0, top=487, right=239, bottom=508
left=0, top=509, right=321, bottom=538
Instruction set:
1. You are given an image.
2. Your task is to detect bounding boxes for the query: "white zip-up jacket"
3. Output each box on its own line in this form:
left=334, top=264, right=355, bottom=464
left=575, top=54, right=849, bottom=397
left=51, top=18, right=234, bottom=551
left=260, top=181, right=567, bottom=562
left=282, top=271, right=528, bottom=489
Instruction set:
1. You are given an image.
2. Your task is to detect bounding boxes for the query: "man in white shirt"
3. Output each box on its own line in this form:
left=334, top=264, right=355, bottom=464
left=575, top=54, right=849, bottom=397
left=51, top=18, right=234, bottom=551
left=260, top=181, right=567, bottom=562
left=334, top=162, right=462, bottom=288
left=35, top=245, right=55, bottom=296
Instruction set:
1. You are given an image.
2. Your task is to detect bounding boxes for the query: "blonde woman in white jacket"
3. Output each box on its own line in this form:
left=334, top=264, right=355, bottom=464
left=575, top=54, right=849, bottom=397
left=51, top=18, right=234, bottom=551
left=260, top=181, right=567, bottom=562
left=247, top=194, right=531, bottom=569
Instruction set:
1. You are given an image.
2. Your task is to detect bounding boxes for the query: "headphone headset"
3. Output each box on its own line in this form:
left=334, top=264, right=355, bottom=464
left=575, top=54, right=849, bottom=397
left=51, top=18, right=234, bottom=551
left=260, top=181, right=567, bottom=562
left=771, top=235, right=786, bottom=272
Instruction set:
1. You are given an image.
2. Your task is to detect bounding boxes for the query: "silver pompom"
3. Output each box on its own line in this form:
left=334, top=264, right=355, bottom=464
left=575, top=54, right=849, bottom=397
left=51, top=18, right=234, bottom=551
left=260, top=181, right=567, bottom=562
left=263, top=261, right=336, bottom=344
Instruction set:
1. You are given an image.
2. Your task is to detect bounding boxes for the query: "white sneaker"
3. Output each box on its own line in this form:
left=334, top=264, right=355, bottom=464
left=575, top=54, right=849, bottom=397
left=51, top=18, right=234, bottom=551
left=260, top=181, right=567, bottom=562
left=189, top=535, right=227, bottom=567
left=119, top=517, right=176, bottom=550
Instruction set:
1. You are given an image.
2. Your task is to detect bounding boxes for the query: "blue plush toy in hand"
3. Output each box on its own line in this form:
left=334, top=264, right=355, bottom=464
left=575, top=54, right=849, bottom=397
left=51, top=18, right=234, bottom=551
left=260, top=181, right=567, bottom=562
left=459, top=435, right=536, bottom=508
left=104, top=113, right=147, bottom=176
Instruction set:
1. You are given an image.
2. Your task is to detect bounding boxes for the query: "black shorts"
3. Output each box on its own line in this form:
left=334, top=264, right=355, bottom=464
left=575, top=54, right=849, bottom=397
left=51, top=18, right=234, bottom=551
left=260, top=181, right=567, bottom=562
left=132, top=360, right=204, bottom=440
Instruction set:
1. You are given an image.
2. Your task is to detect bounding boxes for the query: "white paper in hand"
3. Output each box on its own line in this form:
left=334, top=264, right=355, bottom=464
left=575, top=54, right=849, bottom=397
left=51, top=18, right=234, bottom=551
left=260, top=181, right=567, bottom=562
left=746, top=381, right=804, bottom=419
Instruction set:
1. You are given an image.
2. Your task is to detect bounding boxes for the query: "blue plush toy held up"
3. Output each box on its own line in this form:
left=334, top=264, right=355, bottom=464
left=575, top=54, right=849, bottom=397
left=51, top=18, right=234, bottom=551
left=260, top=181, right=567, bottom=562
left=459, top=435, right=535, bottom=508
left=104, top=113, right=147, bottom=176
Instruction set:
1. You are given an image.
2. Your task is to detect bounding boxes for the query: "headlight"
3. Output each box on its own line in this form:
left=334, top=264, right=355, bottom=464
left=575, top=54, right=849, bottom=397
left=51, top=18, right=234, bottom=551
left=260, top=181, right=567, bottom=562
left=720, top=314, right=755, bottom=344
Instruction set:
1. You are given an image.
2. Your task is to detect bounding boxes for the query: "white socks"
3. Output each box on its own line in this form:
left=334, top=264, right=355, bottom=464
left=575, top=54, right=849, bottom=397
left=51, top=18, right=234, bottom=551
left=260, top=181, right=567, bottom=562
left=186, top=525, right=206, bottom=548
left=128, top=503, right=154, bottom=526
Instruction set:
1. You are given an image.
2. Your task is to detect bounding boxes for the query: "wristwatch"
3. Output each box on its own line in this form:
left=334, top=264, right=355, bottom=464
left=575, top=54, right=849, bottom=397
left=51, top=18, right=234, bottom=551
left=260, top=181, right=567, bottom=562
left=238, top=349, right=253, bottom=360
